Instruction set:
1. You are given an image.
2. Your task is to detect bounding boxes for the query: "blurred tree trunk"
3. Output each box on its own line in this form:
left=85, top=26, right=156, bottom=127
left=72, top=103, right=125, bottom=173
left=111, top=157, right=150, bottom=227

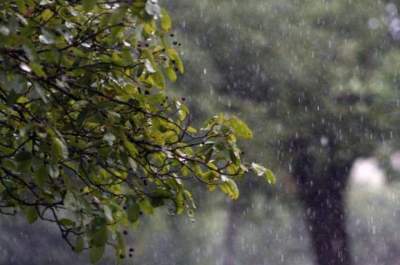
left=222, top=201, right=241, bottom=265
left=292, top=142, right=352, bottom=265
left=300, top=181, right=351, bottom=265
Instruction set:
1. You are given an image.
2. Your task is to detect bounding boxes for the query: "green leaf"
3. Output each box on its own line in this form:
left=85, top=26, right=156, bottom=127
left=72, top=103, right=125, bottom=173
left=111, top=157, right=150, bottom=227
left=30, top=63, right=46, bottom=77
left=16, top=151, right=32, bottom=173
left=59, top=218, right=75, bottom=227
left=160, top=9, right=172, bottom=32
left=33, top=82, right=48, bottom=103
left=23, top=207, right=38, bottom=224
left=165, top=66, right=177, bottom=82
left=0, top=2, right=265, bottom=264
left=115, top=231, right=126, bottom=260
left=183, top=190, right=196, bottom=209
left=48, top=164, right=60, bottom=178
left=251, top=163, right=275, bottom=184
left=15, top=151, right=32, bottom=162
left=74, top=236, right=85, bottom=253
left=82, top=0, right=96, bottom=11
left=265, top=168, right=276, bottom=184
left=166, top=48, right=184, bottom=74
left=89, top=245, right=105, bottom=264
left=175, top=189, right=185, bottom=214
left=91, top=224, right=108, bottom=247
left=225, top=116, right=253, bottom=139
left=143, top=20, right=156, bottom=36
left=139, top=198, right=154, bottom=215
left=123, top=139, right=138, bottom=158
left=15, top=0, right=27, bottom=13
left=127, top=201, right=140, bottom=223
left=51, top=136, right=69, bottom=161
left=151, top=70, right=166, bottom=89
left=219, top=177, right=239, bottom=200
left=34, top=165, right=48, bottom=187
left=41, top=9, right=54, bottom=21
left=103, top=205, right=114, bottom=223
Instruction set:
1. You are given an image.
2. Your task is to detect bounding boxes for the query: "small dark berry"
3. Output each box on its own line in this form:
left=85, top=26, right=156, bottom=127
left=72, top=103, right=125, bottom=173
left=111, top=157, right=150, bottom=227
left=139, top=211, right=143, bottom=215
left=145, top=43, right=149, bottom=47
left=123, top=230, right=128, bottom=235
left=123, top=206, right=127, bottom=210
left=178, top=43, right=182, bottom=46
left=172, top=41, right=178, bottom=45
left=181, top=97, right=186, bottom=101
left=174, top=67, right=179, bottom=72
left=129, top=254, right=133, bottom=258
left=129, top=248, right=134, bottom=252
left=144, top=90, right=150, bottom=95
left=170, top=33, right=175, bottom=37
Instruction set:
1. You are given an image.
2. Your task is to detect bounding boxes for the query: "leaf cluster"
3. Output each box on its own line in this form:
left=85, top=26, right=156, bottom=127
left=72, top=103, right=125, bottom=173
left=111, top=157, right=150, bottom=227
left=0, top=0, right=271, bottom=262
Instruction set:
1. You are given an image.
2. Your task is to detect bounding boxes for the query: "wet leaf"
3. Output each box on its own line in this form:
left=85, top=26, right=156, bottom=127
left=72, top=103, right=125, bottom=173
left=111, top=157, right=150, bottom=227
left=160, top=9, right=172, bottom=32
left=89, top=245, right=105, bottom=264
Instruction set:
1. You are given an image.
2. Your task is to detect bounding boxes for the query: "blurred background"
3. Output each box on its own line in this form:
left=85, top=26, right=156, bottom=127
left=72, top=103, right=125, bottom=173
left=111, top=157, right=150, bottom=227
left=4, top=0, right=400, bottom=264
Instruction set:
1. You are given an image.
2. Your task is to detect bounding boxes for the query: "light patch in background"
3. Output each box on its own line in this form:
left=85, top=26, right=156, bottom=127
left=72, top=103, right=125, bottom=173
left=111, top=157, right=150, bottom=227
left=350, top=158, right=386, bottom=190
left=390, top=151, right=400, bottom=171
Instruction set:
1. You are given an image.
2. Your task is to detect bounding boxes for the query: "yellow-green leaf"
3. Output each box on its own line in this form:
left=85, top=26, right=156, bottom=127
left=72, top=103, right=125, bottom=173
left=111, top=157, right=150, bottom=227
left=160, top=9, right=172, bottom=32
left=265, top=168, right=276, bottom=184
left=41, top=9, right=54, bottom=21
left=225, top=116, right=253, bottom=139
left=123, top=139, right=138, bottom=158
left=29, top=63, right=46, bottom=77
left=139, top=198, right=154, bottom=215
left=51, top=137, right=69, bottom=161
left=219, top=177, right=239, bottom=200
left=165, top=66, right=177, bottom=82
left=167, top=48, right=184, bottom=74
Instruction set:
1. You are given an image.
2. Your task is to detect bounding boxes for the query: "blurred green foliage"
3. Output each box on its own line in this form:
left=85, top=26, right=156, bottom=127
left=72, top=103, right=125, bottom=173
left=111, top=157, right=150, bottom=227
left=170, top=0, right=400, bottom=175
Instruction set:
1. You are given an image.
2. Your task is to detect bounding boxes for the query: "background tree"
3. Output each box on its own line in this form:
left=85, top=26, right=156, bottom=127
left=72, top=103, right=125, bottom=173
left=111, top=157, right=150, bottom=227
left=0, top=1, right=271, bottom=263
left=167, top=1, right=400, bottom=265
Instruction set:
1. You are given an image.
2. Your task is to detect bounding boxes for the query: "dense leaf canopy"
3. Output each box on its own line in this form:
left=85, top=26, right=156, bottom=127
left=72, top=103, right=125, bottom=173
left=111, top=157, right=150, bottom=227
left=0, top=0, right=272, bottom=263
